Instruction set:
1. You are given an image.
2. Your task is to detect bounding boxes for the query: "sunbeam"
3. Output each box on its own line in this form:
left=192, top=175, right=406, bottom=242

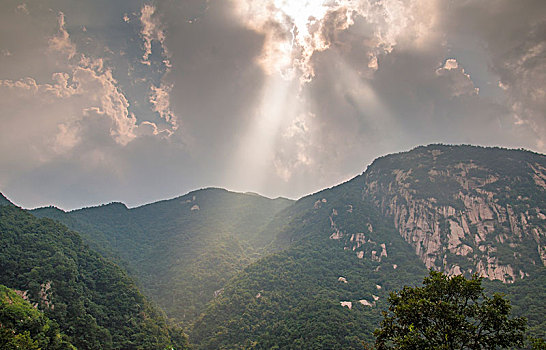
left=227, top=75, right=303, bottom=195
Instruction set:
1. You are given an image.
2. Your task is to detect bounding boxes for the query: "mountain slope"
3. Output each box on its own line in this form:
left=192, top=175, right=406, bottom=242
left=191, top=145, right=546, bottom=348
left=33, top=188, right=293, bottom=325
left=191, top=176, right=427, bottom=349
left=0, top=205, right=188, bottom=350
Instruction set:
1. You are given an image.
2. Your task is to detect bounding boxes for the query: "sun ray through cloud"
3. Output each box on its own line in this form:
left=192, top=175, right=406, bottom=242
left=227, top=75, right=303, bottom=194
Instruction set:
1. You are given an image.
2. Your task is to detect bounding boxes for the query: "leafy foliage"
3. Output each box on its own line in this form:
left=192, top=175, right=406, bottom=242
left=0, top=205, right=188, bottom=350
left=483, top=268, right=546, bottom=339
left=0, top=284, right=75, bottom=349
left=374, top=271, right=527, bottom=350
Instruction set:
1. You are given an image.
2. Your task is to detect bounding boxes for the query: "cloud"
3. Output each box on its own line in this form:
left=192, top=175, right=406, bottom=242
left=0, top=59, right=138, bottom=148
left=139, top=4, right=169, bottom=66
left=0, top=9, right=182, bottom=166
left=0, top=73, right=77, bottom=99
left=232, top=0, right=353, bottom=82
left=440, top=0, right=546, bottom=151
left=53, top=122, right=81, bottom=154
left=149, top=83, right=178, bottom=132
left=76, top=66, right=137, bottom=145
left=15, top=3, right=29, bottom=15
left=435, top=58, right=479, bottom=96
left=0, top=0, right=544, bottom=209
left=274, top=114, right=313, bottom=182
left=232, top=0, right=440, bottom=84
left=48, top=12, right=77, bottom=60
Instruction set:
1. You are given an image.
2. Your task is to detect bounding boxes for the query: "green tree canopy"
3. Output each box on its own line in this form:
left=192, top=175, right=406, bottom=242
left=0, top=284, right=75, bottom=350
left=374, top=271, right=527, bottom=350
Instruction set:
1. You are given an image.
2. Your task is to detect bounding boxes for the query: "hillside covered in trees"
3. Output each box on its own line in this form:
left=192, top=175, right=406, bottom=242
left=33, top=188, right=293, bottom=326
left=0, top=203, right=188, bottom=349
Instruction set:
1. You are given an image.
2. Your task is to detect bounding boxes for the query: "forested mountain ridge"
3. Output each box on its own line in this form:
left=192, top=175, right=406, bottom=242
left=0, top=205, right=189, bottom=349
left=33, top=188, right=294, bottom=326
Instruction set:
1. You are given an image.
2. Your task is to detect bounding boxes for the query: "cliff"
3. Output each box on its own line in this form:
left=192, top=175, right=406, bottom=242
left=363, top=145, right=546, bottom=282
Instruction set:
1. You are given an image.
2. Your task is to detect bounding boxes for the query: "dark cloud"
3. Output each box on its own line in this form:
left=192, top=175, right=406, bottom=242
left=440, top=0, right=546, bottom=148
left=159, top=0, right=265, bottom=158
left=0, top=0, right=544, bottom=209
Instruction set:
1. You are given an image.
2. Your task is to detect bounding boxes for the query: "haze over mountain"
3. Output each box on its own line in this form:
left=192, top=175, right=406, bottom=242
left=33, top=189, right=293, bottom=326
left=190, top=145, right=546, bottom=348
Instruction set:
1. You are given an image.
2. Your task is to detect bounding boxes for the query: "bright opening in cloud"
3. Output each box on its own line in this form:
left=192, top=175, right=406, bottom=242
left=233, top=0, right=358, bottom=83
left=233, top=0, right=439, bottom=85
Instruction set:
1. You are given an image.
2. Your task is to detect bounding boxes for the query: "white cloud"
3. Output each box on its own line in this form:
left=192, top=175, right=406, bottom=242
left=0, top=72, right=77, bottom=99
left=232, top=0, right=440, bottom=84
left=232, top=0, right=356, bottom=82
left=442, top=0, right=546, bottom=151
left=135, top=121, right=159, bottom=136
left=73, top=64, right=137, bottom=145
left=368, top=53, right=378, bottom=70
left=442, top=58, right=458, bottom=70
left=274, top=114, right=314, bottom=181
left=150, top=83, right=178, bottom=132
left=1, top=0, right=544, bottom=209
left=0, top=10, right=182, bottom=161
left=48, top=12, right=76, bottom=60
left=53, top=122, right=81, bottom=154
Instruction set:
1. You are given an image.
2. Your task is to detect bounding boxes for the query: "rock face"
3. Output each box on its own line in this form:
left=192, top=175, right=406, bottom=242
left=329, top=207, right=388, bottom=262
left=363, top=145, right=546, bottom=283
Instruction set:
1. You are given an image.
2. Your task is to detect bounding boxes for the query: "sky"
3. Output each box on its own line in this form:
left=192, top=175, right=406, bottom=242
left=0, top=0, right=545, bottom=210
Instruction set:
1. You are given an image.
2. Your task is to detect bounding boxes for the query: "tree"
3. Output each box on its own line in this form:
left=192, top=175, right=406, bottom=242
left=374, top=271, right=526, bottom=350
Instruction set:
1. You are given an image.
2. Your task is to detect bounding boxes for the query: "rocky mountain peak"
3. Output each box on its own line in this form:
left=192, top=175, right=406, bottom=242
left=363, top=145, right=546, bottom=283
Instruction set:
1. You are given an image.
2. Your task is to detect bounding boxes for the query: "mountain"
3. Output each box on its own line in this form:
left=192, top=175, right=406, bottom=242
left=190, top=145, right=546, bottom=348
left=0, top=205, right=189, bottom=350
left=27, top=145, right=546, bottom=348
left=363, top=144, right=545, bottom=282
left=33, top=188, right=293, bottom=326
